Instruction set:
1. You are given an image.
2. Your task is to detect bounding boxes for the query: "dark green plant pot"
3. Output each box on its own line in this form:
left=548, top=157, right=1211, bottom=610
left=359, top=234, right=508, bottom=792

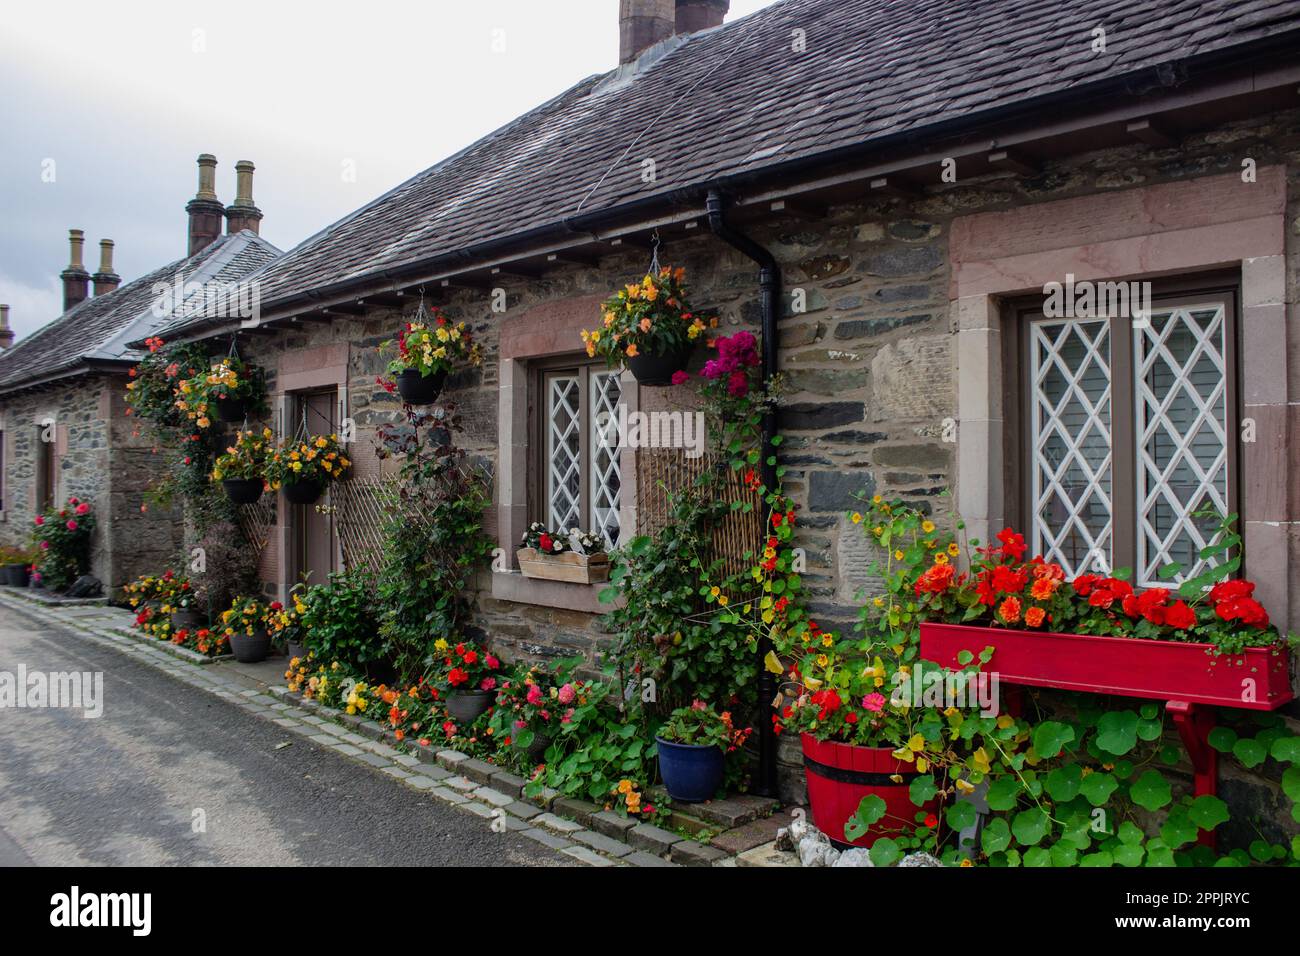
left=525, top=730, right=552, bottom=763
left=215, top=397, right=247, bottom=423
left=2, top=564, right=30, bottom=587
left=222, top=478, right=264, bottom=505
left=445, top=689, right=493, bottom=724
left=625, top=348, right=692, bottom=386
left=228, top=628, right=271, bottom=663
left=170, top=608, right=206, bottom=631
left=397, top=368, right=447, bottom=405
left=283, top=480, right=324, bottom=505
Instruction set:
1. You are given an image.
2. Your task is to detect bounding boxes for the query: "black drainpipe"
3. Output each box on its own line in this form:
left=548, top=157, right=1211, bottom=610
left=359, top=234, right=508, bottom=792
left=705, top=188, right=779, bottom=799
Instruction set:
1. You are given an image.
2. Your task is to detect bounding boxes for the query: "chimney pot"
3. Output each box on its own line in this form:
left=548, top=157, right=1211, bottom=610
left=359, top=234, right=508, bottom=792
left=620, top=0, right=675, bottom=64
left=60, top=228, right=91, bottom=312
left=675, top=0, right=728, bottom=34
left=0, top=304, right=13, bottom=350
left=186, top=153, right=225, bottom=255
left=92, top=239, right=122, bottom=296
left=225, top=159, right=264, bottom=235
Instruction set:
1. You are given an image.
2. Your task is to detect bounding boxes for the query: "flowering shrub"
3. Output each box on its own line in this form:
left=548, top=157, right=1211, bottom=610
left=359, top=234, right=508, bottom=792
left=211, top=428, right=274, bottom=483
left=174, top=356, right=267, bottom=428
left=432, top=639, right=503, bottom=693
left=32, top=496, right=95, bottom=591
left=657, top=700, right=751, bottom=752
left=582, top=267, right=715, bottom=365
left=383, top=310, right=482, bottom=379
left=700, top=330, right=761, bottom=398
left=264, top=433, right=350, bottom=490
left=488, top=659, right=602, bottom=759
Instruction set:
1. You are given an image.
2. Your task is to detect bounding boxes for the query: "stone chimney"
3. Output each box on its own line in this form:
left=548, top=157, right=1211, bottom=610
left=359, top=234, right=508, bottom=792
left=0, top=305, right=14, bottom=350
left=620, top=0, right=675, bottom=63
left=92, top=239, right=121, bottom=296
left=225, top=160, right=264, bottom=235
left=60, top=229, right=91, bottom=312
left=675, top=0, right=728, bottom=33
left=185, top=153, right=225, bottom=255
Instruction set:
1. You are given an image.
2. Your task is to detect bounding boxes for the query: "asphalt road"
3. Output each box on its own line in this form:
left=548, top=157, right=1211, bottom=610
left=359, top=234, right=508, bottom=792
left=0, top=608, right=569, bottom=867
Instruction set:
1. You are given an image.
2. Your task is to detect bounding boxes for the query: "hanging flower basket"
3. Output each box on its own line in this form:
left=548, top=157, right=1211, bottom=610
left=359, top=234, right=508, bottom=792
left=396, top=368, right=447, bottom=405
left=625, top=348, right=693, bottom=387
left=283, top=480, right=324, bottom=505
left=801, top=734, right=941, bottom=849
left=214, top=397, right=247, bottom=423
left=221, top=478, right=264, bottom=505
left=919, top=622, right=1294, bottom=711
left=516, top=548, right=609, bottom=585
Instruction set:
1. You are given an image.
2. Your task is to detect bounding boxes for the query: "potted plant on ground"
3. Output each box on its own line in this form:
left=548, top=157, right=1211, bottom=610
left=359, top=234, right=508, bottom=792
left=176, top=355, right=267, bottom=425
left=0, top=545, right=35, bottom=586
left=655, top=700, right=750, bottom=802
left=265, top=432, right=351, bottom=505
left=212, top=428, right=273, bottom=504
left=31, top=497, right=95, bottom=593
left=296, top=568, right=385, bottom=674
left=488, top=657, right=596, bottom=765
left=156, top=571, right=205, bottom=630
left=516, top=524, right=610, bottom=584
left=265, top=591, right=308, bottom=660
left=432, top=638, right=503, bottom=724
left=382, top=307, right=483, bottom=405
left=221, top=594, right=273, bottom=663
left=583, top=267, right=715, bottom=385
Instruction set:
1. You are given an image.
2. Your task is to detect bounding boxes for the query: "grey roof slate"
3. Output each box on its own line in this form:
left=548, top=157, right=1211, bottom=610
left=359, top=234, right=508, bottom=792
left=0, top=231, right=280, bottom=393
left=213, top=0, right=1300, bottom=317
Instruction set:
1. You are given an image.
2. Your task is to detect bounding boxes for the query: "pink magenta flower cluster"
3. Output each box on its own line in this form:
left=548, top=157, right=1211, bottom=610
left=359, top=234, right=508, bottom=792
left=701, top=330, right=760, bottom=397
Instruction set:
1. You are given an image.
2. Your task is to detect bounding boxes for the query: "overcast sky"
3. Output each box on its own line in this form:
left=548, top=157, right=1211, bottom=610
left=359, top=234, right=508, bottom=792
left=0, top=0, right=778, bottom=341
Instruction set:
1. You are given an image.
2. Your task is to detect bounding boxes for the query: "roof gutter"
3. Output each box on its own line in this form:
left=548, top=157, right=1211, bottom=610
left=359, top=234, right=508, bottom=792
left=705, top=188, right=780, bottom=800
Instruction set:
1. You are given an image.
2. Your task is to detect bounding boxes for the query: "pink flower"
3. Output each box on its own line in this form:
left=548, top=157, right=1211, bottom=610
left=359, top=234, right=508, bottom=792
left=485, top=654, right=500, bottom=670
left=40, top=541, right=49, bottom=550
left=34, top=516, right=44, bottom=526
left=670, top=370, right=689, bottom=386
left=479, top=677, right=497, bottom=692
left=514, top=719, right=527, bottom=729
left=557, top=682, right=575, bottom=705
left=526, top=684, right=543, bottom=705
left=75, top=503, right=90, bottom=515
left=861, top=693, right=886, bottom=713
left=66, top=520, right=78, bottom=531
left=561, top=708, right=574, bottom=724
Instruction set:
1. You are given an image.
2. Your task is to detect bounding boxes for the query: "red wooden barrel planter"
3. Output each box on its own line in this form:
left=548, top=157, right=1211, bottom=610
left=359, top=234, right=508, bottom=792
left=801, top=733, right=939, bottom=849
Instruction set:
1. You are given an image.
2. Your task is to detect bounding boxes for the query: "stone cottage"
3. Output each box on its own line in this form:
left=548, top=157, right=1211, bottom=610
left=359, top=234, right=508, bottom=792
left=0, top=155, right=280, bottom=591
left=156, top=0, right=1300, bottom=804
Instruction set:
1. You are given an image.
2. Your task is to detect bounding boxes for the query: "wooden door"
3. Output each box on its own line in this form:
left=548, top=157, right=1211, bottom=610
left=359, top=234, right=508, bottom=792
left=292, top=389, right=338, bottom=587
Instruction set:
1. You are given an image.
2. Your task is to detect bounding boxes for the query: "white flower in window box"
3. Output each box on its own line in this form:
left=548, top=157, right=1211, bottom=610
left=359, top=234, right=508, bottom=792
left=517, top=525, right=609, bottom=584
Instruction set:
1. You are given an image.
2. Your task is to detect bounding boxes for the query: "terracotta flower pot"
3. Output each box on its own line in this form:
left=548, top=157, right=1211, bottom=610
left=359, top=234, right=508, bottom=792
left=222, top=478, right=264, bottom=505
left=228, top=628, right=271, bottom=663
left=625, top=348, right=691, bottom=387
left=396, top=368, right=447, bottom=405
left=445, top=689, right=493, bottom=724
left=283, top=480, right=324, bottom=505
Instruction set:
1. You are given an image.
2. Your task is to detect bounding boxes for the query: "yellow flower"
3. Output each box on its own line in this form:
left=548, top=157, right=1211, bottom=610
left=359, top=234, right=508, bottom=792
left=934, top=553, right=949, bottom=565
left=872, top=494, right=882, bottom=504
left=922, top=520, right=936, bottom=533
left=948, top=543, right=960, bottom=557
left=893, top=549, right=904, bottom=561
left=850, top=512, right=863, bottom=524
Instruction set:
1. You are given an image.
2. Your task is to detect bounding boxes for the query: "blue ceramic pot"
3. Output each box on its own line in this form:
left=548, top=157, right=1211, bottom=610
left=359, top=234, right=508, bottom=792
left=656, top=736, right=724, bottom=803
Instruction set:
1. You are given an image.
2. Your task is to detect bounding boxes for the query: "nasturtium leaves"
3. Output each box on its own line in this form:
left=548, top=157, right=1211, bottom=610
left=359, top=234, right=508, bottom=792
left=1160, top=809, right=1199, bottom=849
left=985, top=776, right=1022, bottom=812
left=1284, top=766, right=1300, bottom=803
left=1129, top=770, right=1173, bottom=811
left=909, top=774, right=938, bottom=807
left=1270, top=736, right=1300, bottom=765
left=1032, top=721, right=1075, bottom=759
left=844, top=794, right=887, bottom=842
left=1145, top=846, right=1176, bottom=867
left=1049, top=842, right=1078, bottom=866
left=1136, top=718, right=1163, bottom=742
left=1011, top=808, right=1050, bottom=846
left=946, top=800, right=978, bottom=831
left=981, top=817, right=1011, bottom=855
left=1113, top=844, right=1145, bottom=867
left=1045, top=764, right=1083, bottom=802
left=1095, top=711, right=1140, bottom=755
left=869, top=837, right=901, bottom=867
left=1118, top=821, right=1144, bottom=845
left=1023, top=847, right=1052, bottom=867
left=1188, top=795, right=1229, bottom=831
left=1079, top=851, right=1113, bottom=867
left=1079, top=771, right=1119, bottom=806
left=956, top=650, right=974, bottom=666
left=1232, top=737, right=1267, bottom=768
left=1207, top=727, right=1238, bottom=753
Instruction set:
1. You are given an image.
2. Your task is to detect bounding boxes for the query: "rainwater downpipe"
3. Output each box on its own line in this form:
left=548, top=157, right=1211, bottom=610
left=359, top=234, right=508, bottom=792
left=705, top=188, right=779, bottom=799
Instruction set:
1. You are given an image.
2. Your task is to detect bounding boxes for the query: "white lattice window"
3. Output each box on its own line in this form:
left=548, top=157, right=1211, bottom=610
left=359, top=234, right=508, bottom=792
left=1025, top=293, right=1235, bottom=587
left=540, top=364, right=623, bottom=549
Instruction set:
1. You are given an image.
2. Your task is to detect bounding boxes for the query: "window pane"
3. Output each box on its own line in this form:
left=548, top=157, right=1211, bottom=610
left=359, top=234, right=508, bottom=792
left=589, top=371, right=622, bottom=547
left=546, top=375, right=581, bottom=532
left=1029, top=318, right=1113, bottom=575
left=1135, top=304, right=1228, bottom=586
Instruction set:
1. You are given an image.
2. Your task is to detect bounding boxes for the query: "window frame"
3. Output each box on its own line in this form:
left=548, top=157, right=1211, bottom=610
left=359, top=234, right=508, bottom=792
left=1009, top=272, right=1241, bottom=585
left=527, top=354, right=624, bottom=548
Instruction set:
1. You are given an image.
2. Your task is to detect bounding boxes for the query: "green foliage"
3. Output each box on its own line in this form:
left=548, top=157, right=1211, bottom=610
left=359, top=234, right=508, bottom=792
left=31, top=497, right=95, bottom=591
left=298, top=567, right=385, bottom=671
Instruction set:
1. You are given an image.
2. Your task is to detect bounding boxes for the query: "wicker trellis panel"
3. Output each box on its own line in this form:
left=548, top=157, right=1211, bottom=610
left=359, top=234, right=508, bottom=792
left=331, top=475, right=400, bottom=574
left=235, top=495, right=278, bottom=559
left=636, top=447, right=765, bottom=580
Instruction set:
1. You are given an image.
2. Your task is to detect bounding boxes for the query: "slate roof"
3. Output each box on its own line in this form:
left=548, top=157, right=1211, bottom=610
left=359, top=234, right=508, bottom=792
left=0, top=231, right=281, bottom=394
left=180, top=0, right=1299, bottom=325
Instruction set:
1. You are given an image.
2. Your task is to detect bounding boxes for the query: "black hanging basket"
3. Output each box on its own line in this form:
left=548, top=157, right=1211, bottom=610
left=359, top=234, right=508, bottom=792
left=397, top=368, right=447, bottom=405
left=625, top=348, right=692, bottom=387
left=283, top=480, right=324, bottom=505
left=214, top=397, right=248, bottom=423
left=222, top=478, right=265, bottom=505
